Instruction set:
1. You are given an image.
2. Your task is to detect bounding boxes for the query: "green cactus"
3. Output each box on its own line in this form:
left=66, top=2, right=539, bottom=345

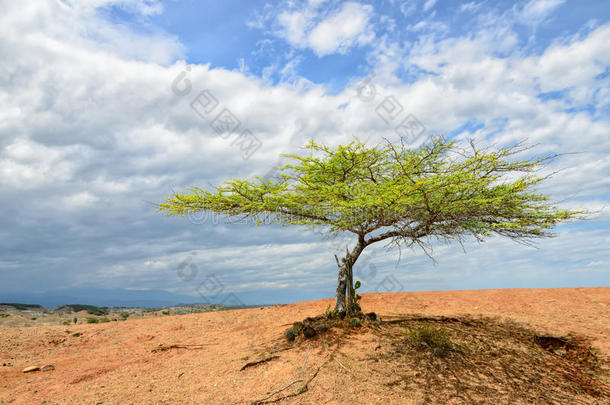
left=285, top=328, right=297, bottom=341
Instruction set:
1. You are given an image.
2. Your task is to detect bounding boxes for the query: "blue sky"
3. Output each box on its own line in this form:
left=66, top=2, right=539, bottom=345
left=0, top=0, right=609, bottom=308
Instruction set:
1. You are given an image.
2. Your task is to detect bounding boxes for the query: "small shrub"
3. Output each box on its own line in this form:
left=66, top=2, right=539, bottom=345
left=120, top=312, right=129, bottom=320
left=161, top=310, right=170, bottom=315
left=86, top=318, right=99, bottom=324
left=285, top=328, right=297, bottom=341
left=31, top=317, right=37, bottom=321
left=292, top=321, right=304, bottom=333
left=303, top=325, right=317, bottom=338
left=62, top=320, right=72, bottom=325
left=350, top=318, right=362, bottom=327
left=0, top=313, right=9, bottom=318
left=406, top=325, right=453, bottom=355
left=67, top=304, right=108, bottom=316
left=316, top=323, right=329, bottom=333
left=99, top=317, right=110, bottom=323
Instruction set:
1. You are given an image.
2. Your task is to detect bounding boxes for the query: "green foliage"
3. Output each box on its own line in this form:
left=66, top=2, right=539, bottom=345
left=67, top=304, right=108, bottom=316
left=160, top=137, right=581, bottom=243
left=406, top=325, right=453, bottom=355
left=350, top=318, right=362, bottom=327
left=316, top=323, right=329, bottom=333
left=349, top=279, right=363, bottom=314
left=0, top=313, right=9, bottom=318
left=62, top=319, right=72, bottom=325
left=120, top=312, right=130, bottom=320
left=99, top=317, right=111, bottom=323
left=30, top=317, right=37, bottom=320
left=86, top=318, right=99, bottom=324
left=161, top=310, right=170, bottom=315
left=285, top=328, right=297, bottom=341
left=292, top=321, right=304, bottom=333
left=160, top=137, right=583, bottom=313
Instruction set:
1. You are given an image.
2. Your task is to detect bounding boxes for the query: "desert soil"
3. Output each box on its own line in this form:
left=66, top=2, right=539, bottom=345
left=0, top=287, right=608, bottom=404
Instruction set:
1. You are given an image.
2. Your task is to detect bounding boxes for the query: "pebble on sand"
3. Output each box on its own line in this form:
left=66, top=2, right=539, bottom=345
left=22, top=364, right=54, bottom=373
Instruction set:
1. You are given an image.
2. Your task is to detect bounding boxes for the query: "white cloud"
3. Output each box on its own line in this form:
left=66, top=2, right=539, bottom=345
left=277, top=10, right=311, bottom=45
left=1, top=0, right=609, bottom=298
left=515, top=0, right=566, bottom=27
left=307, top=2, right=375, bottom=56
left=399, top=1, right=417, bottom=17
left=274, top=1, right=375, bottom=56
left=525, top=24, right=610, bottom=106
left=65, top=0, right=164, bottom=16
left=307, top=0, right=328, bottom=7
left=0, top=0, right=182, bottom=65
left=62, top=192, right=100, bottom=209
left=460, top=2, right=482, bottom=13
left=423, top=0, right=437, bottom=12
left=0, top=139, right=82, bottom=189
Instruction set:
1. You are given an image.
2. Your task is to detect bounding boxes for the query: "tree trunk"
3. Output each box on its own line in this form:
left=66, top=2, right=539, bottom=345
left=334, top=264, right=347, bottom=316
left=333, top=236, right=366, bottom=316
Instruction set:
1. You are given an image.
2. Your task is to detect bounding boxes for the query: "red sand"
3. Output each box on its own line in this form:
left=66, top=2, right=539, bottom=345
left=1, top=287, right=608, bottom=404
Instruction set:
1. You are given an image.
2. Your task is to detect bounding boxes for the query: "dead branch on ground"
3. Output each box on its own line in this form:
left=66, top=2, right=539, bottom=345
left=240, top=355, right=280, bottom=371
left=251, top=344, right=317, bottom=404
left=151, top=344, right=214, bottom=352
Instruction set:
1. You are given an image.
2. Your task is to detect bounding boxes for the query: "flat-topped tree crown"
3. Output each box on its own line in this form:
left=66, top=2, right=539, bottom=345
left=160, top=136, right=583, bottom=315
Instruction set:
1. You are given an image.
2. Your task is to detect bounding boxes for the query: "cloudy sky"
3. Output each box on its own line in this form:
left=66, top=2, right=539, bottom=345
left=1, top=0, right=609, bottom=307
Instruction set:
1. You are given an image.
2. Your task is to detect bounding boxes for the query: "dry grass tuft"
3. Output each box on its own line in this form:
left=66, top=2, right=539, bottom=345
left=368, top=315, right=610, bottom=404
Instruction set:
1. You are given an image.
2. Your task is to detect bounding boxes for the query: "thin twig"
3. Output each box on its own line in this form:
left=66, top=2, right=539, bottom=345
left=334, top=357, right=356, bottom=377
left=240, top=355, right=280, bottom=371
left=269, top=346, right=295, bottom=355
left=251, top=344, right=312, bottom=404
left=254, top=363, right=326, bottom=404
left=301, top=344, right=311, bottom=379
left=251, top=378, right=304, bottom=403
left=151, top=344, right=213, bottom=352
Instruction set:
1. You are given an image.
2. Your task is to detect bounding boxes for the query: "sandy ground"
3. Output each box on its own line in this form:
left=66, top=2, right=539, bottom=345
left=0, top=287, right=608, bottom=404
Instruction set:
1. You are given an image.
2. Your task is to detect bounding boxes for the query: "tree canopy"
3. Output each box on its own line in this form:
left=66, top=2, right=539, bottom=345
left=159, top=136, right=582, bottom=315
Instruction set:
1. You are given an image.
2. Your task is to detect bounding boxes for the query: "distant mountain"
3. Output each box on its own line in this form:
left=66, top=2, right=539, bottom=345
left=0, top=287, right=332, bottom=309
left=0, top=288, right=202, bottom=309
left=0, top=302, right=46, bottom=311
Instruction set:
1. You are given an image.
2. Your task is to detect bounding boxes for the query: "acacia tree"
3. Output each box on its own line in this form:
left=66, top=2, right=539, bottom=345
left=159, top=137, right=581, bottom=317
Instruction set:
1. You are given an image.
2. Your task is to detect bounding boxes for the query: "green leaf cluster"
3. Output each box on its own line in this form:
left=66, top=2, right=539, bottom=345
left=160, top=136, right=583, bottom=248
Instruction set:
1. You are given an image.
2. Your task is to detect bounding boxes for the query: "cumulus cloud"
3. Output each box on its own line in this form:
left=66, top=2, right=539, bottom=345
left=525, top=24, right=610, bottom=107
left=274, top=1, right=375, bottom=56
left=307, top=2, right=375, bottom=56
left=1, top=0, right=608, bottom=302
left=0, top=0, right=182, bottom=65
